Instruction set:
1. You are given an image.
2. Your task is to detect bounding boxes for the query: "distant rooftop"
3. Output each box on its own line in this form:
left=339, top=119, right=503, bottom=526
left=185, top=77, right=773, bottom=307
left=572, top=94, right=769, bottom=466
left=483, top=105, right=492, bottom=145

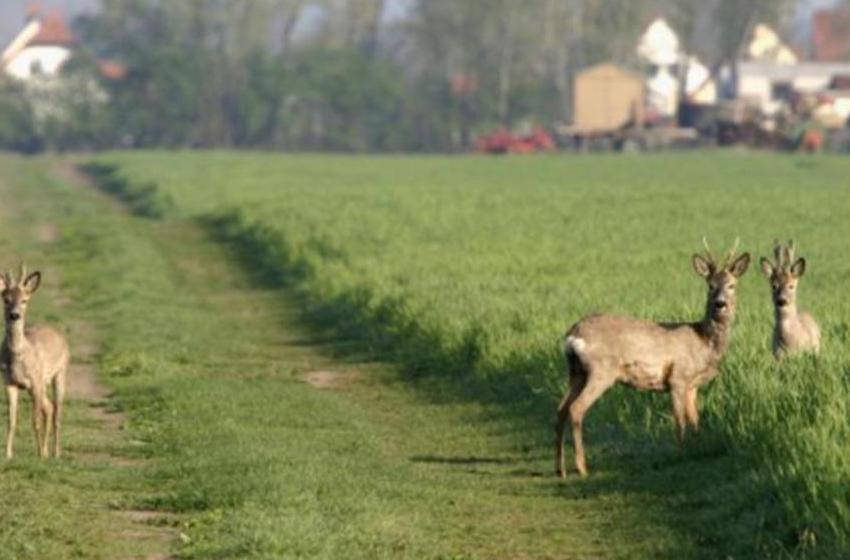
left=812, top=7, right=850, bottom=62
left=29, top=9, right=75, bottom=46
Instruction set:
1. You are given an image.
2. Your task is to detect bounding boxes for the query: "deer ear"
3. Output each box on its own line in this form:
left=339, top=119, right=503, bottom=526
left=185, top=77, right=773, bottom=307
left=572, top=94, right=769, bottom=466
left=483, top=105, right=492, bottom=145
left=791, top=258, right=806, bottom=278
left=692, top=254, right=713, bottom=278
left=759, top=257, right=774, bottom=278
left=729, top=253, right=750, bottom=277
left=23, top=271, right=41, bottom=294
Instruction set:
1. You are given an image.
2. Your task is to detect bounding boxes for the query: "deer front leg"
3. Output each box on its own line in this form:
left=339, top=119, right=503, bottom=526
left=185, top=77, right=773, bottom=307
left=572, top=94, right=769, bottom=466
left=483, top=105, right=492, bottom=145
left=671, top=389, right=687, bottom=452
left=5, top=384, right=18, bottom=459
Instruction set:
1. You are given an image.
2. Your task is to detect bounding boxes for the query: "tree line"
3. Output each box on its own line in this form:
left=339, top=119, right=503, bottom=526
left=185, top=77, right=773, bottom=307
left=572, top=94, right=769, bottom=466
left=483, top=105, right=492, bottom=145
left=0, top=0, right=790, bottom=153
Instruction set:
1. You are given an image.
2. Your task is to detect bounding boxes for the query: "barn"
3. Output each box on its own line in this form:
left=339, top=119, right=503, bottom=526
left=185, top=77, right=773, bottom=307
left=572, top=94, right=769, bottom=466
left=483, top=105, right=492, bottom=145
left=572, top=63, right=645, bottom=132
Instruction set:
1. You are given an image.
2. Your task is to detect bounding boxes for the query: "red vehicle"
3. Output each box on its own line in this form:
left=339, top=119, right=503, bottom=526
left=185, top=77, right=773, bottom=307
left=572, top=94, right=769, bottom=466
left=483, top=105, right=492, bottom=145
left=475, top=126, right=555, bottom=154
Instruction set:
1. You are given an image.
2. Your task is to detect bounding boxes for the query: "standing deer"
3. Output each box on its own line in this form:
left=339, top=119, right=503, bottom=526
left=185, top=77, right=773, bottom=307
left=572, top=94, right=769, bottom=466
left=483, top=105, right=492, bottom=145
left=759, top=240, right=820, bottom=359
left=555, top=241, right=750, bottom=477
left=1, top=264, right=69, bottom=459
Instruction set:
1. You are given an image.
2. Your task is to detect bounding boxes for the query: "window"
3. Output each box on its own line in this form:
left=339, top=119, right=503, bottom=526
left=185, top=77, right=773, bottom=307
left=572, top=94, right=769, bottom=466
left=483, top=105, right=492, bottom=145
left=771, top=81, right=793, bottom=102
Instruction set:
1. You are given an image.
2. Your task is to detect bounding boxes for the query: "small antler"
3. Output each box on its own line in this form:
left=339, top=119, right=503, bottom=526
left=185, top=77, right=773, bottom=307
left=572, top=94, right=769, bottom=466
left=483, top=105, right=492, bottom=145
left=17, top=262, right=27, bottom=285
left=784, top=239, right=796, bottom=265
left=702, top=236, right=716, bottom=265
left=723, top=237, right=741, bottom=267
left=773, top=239, right=784, bottom=267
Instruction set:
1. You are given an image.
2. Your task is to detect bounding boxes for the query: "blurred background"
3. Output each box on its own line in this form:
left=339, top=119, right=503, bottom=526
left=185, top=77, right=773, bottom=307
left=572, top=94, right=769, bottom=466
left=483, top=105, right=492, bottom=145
left=2, top=0, right=850, bottom=154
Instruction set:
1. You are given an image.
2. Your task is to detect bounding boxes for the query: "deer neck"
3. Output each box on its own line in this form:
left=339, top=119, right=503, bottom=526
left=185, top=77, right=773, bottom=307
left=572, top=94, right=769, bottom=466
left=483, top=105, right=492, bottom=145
left=775, top=302, right=799, bottom=324
left=4, top=319, right=28, bottom=355
left=700, top=311, right=734, bottom=357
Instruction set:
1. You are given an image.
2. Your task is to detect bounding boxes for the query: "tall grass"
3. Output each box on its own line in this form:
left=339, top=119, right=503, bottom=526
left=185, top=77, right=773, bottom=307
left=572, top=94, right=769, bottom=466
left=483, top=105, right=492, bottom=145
left=90, top=151, right=850, bottom=553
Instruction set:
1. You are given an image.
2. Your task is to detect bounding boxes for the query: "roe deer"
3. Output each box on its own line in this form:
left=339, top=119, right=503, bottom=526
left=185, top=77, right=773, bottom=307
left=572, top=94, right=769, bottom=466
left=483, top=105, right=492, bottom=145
left=1, top=264, right=69, bottom=459
left=759, top=240, right=820, bottom=359
left=555, top=241, right=750, bottom=477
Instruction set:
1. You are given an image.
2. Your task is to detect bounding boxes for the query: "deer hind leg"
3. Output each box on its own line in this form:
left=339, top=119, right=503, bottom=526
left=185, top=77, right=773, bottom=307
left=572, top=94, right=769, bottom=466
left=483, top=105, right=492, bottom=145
left=31, top=392, right=43, bottom=457
left=671, top=388, right=688, bottom=452
left=5, top=385, right=19, bottom=459
left=52, top=369, right=66, bottom=458
left=555, top=373, right=586, bottom=478
left=685, top=387, right=699, bottom=433
left=30, top=387, right=53, bottom=459
left=569, top=373, right=616, bottom=477
left=40, top=397, right=54, bottom=459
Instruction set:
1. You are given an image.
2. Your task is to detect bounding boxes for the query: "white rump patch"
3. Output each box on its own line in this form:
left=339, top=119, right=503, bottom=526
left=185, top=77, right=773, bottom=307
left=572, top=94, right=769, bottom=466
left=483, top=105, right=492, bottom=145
left=565, top=335, right=587, bottom=355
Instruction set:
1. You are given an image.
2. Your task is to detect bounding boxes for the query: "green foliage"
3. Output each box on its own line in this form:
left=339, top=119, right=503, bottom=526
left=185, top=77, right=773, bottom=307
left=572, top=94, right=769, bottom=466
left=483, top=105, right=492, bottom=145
left=0, top=78, right=40, bottom=153
left=94, top=150, right=850, bottom=556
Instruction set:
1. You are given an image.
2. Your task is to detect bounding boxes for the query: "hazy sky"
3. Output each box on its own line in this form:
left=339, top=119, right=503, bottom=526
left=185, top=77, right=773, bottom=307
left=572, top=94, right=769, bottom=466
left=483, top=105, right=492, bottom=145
left=1, top=0, right=96, bottom=47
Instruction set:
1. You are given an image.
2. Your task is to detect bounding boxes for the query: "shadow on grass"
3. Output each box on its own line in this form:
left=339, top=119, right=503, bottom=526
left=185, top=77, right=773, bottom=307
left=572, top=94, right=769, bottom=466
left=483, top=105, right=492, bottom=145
left=75, top=162, right=830, bottom=559
left=193, top=210, right=805, bottom=560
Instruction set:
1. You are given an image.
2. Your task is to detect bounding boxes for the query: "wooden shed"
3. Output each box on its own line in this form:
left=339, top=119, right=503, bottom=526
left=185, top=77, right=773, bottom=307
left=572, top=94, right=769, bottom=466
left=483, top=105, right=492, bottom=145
left=573, top=63, right=644, bottom=132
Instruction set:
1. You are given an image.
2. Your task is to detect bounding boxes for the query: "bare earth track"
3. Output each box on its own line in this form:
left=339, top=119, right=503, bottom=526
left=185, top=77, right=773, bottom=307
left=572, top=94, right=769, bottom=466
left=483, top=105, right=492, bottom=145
left=37, top=164, right=176, bottom=559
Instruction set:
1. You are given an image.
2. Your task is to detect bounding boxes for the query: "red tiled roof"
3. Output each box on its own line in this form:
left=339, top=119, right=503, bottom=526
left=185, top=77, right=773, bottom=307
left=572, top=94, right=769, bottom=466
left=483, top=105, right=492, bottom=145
left=98, top=59, right=126, bottom=80
left=30, top=11, right=75, bottom=47
left=812, top=8, right=850, bottom=62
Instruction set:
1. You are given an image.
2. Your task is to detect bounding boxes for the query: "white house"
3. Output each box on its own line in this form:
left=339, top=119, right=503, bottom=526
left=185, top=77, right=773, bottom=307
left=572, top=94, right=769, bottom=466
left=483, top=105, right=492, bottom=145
left=747, top=23, right=798, bottom=65
left=738, top=61, right=850, bottom=118
left=637, top=17, right=681, bottom=117
left=636, top=17, right=718, bottom=116
left=1, top=9, right=75, bottom=81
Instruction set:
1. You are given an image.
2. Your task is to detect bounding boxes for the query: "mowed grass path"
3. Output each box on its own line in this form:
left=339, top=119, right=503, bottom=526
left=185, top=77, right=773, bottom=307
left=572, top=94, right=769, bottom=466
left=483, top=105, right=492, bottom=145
left=0, top=156, right=762, bottom=558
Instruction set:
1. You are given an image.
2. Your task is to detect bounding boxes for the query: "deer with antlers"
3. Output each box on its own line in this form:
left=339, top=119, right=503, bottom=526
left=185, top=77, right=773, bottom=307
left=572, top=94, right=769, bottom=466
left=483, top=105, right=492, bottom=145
left=1, top=264, right=69, bottom=459
left=555, top=240, right=750, bottom=477
left=760, top=240, right=820, bottom=359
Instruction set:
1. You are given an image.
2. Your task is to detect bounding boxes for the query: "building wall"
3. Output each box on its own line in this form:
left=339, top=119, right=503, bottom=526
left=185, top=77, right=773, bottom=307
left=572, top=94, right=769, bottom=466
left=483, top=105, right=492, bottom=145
left=4, top=45, right=71, bottom=79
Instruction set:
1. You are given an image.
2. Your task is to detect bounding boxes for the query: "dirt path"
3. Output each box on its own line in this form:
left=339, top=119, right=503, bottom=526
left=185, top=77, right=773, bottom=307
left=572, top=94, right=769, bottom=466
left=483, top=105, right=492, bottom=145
left=35, top=164, right=176, bottom=560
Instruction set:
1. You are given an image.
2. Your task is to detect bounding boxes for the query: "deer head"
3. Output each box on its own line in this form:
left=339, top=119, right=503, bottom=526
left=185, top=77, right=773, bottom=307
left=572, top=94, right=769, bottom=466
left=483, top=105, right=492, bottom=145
left=0, top=263, right=42, bottom=325
left=692, top=238, right=750, bottom=322
left=760, top=240, right=805, bottom=311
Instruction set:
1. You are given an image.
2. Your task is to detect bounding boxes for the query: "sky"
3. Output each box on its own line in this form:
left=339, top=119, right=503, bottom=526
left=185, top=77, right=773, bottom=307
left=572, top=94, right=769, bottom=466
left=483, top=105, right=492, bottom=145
left=1, top=0, right=96, bottom=48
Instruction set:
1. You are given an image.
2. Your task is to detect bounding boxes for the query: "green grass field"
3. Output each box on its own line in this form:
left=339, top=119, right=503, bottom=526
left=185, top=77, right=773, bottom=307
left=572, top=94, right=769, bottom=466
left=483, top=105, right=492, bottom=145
left=89, top=151, right=850, bottom=557
left=1, top=152, right=849, bottom=558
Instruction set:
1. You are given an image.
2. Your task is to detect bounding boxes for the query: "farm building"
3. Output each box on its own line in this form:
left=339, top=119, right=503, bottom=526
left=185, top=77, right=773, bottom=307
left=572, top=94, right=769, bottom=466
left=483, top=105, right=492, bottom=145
left=572, top=63, right=644, bottom=132
left=738, top=61, right=850, bottom=118
left=812, top=7, right=850, bottom=62
left=636, top=17, right=717, bottom=116
left=1, top=8, right=75, bottom=81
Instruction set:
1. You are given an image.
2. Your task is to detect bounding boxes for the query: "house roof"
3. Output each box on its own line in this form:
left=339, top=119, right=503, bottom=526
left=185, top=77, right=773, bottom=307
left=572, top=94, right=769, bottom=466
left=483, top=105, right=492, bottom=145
left=29, top=10, right=75, bottom=47
left=576, top=63, right=643, bottom=84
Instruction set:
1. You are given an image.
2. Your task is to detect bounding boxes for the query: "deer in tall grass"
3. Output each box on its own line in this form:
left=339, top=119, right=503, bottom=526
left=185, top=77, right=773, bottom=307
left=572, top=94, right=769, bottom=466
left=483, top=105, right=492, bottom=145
left=1, top=264, right=69, bottom=459
left=555, top=241, right=750, bottom=477
left=760, top=240, right=820, bottom=359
